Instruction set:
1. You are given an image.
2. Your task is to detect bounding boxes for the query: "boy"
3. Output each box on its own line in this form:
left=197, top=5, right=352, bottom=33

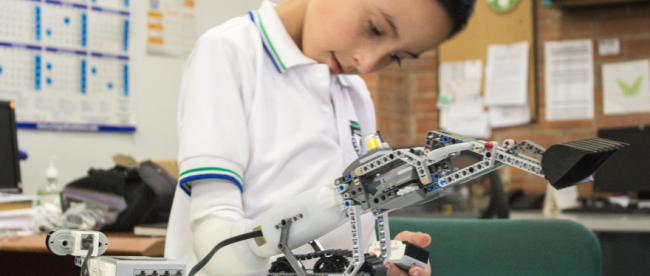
left=165, top=0, right=475, bottom=275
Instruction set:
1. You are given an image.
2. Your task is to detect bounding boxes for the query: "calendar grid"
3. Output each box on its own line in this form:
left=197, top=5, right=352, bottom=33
left=0, top=0, right=133, bottom=132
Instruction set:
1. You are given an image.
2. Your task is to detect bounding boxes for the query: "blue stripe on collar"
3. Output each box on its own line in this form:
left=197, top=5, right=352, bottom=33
left=248, top=11, right=283, bottom=74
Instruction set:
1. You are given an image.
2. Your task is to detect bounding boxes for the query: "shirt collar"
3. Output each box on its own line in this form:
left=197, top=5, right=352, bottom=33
left=338, top=75, right=352, bottom=87
left=248, top=1, right=316, bottom=74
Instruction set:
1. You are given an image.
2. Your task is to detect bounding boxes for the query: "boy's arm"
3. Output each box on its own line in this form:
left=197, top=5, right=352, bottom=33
left=176, top=27, right=259, bottom=275
left=189, top=179, right=266, bottom=276
left=177, top=28, right=255, bottom=195
left=189, top=179, right=244, bottom=227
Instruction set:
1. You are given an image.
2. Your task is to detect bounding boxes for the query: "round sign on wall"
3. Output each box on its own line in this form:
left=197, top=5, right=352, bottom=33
left=486, top=0, right=521, bottom=13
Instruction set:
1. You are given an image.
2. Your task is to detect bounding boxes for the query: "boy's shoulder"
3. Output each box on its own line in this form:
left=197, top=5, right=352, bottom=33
left=196, top=14, right=260, bottom=51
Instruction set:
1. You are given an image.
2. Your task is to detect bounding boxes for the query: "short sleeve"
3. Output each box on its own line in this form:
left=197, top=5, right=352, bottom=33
left=176, top=29, right=254, bottom=195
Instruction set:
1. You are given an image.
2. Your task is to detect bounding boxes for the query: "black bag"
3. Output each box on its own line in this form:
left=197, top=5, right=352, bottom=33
left=62, top=161, right=176, bottom=231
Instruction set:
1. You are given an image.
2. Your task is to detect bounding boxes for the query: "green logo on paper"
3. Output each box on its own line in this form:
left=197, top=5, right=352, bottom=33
left=487, top=0, right=520, bottom=13
left=617, top=76, right=642, bottom=97
left=438, top=95, right=451, bottom=107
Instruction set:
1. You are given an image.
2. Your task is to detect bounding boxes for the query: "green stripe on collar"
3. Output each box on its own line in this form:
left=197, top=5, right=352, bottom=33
left=255, top=10, right=286, bottom=71
left=340, top=75, right=351, bottom=87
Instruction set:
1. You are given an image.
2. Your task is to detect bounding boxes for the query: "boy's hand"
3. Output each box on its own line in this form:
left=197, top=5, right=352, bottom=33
left=386, top=231, right=432, bottom=276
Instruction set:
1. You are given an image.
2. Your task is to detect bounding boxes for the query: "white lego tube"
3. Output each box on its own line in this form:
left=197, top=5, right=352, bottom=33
left=426, top=143, right=473, bottom=161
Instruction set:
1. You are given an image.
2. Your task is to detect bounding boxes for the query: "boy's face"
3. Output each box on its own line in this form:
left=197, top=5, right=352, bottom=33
left=302, top=0, right=453, bottom=75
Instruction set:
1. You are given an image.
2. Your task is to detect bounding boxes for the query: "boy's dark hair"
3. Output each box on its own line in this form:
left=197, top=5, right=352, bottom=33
left=436, top=0, right=476, bottom=38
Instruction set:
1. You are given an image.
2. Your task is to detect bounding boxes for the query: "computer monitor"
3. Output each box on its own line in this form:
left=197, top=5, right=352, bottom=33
left=594, top=126, right=650, bottom=196
left=0, top=101, right=22, bottom=193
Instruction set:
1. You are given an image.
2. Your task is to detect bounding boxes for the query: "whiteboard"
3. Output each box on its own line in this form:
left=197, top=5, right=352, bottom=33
left=0, top=0, right=134, bottom=132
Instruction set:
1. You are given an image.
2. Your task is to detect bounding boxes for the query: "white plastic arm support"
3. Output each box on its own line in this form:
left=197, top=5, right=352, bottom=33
left=195, top=182, right=349, bottom=275
left=193, top=217, right=268, bottom=276
left=244, top=182, right=349, bottom=259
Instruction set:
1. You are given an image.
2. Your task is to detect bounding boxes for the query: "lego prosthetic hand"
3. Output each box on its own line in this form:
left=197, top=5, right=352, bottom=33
left=190, top=131, right=627, bottom=276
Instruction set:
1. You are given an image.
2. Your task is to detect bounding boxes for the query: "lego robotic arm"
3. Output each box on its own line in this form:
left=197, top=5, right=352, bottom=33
left=191, top=130, right=627, bottom=276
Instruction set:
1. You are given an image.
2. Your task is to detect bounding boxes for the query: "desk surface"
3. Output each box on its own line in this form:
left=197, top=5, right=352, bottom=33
left=511, top=211, right=650, bottom=233
left=392, top=207, right=650, bottom=232
left=0, top=233, right=165, bottom=256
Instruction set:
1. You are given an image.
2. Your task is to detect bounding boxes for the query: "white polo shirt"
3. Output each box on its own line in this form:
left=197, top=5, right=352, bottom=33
left=165, top=1, right=378, bottom=275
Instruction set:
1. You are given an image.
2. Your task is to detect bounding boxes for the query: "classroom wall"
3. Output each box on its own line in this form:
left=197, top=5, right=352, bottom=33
left=511, top=0, right=650, bottom=195
left=17, top=0, right=271, bottom=195
left=364, top=0, right=650, bottom=196
left=17, top=0, right=648, bottom=196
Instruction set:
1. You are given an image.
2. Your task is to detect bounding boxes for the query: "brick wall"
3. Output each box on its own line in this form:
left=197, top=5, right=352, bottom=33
left=361, top=62, right=411, bottom=147
left=360, top=49, right=438, bottom=148
left=362, top=0, right=650, bottom=196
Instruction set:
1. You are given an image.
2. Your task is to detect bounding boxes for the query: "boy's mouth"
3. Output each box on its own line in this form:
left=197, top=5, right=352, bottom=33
left=330, top=53, right=344, bottom=74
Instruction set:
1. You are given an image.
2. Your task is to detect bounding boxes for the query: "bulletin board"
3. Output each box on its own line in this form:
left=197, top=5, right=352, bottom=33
left=439, top=0, right=537, bottom=121
left=0, top=0, right=134, bottom=132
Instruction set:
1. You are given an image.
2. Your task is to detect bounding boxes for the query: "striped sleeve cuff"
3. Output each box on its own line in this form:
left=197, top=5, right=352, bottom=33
left=178, top=156, right=245, bottom=196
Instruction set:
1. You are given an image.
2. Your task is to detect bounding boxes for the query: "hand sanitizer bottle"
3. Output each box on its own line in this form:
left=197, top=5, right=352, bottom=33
left=37, top=157, right=62, bottom=208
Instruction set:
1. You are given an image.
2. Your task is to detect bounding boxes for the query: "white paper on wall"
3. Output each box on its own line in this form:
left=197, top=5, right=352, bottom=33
left=438, top=61, right=463, bottom=109
left=602, top=59, right=650, bottom=115
left=463, top=59, right=483, bottom=81
left=483, top=42, right=529, bottom=106
left=439, top=59, right=491, bottom=139
left=146, top=0, right=199, bottom=57
left=440, top=108, right=491, bottom=139
left=488, top=104, right=531, bottom=128
left=598, top=39, right=620, bottom=56
left=545, top=39, right=595, bottom=121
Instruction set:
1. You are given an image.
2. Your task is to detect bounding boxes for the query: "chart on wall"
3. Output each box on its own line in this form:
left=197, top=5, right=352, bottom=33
left=0, top=0, right=134, bottom=132
left=146, top=0, right=198, bottom=57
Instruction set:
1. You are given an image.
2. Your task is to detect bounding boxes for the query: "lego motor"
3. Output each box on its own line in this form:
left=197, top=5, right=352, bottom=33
left=368, top=241, right=429, bottom=271
left=47, top=230, right=186, bottom=276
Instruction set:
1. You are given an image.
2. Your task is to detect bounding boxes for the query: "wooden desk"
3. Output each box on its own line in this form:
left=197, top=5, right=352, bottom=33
left=1, top=233, right=166, bottom=256
left=510, top=211, right=650, bottom=232
left=0, top=233, right=165, bottom=276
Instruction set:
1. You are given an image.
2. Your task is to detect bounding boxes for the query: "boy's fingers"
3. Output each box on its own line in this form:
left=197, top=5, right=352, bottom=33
left=385, top=261, right=409, bottom=276
left=409, top=266, right=428, bottom=276
left=414, top=259, right=433, bottom=276
left=386, top=231, right=433, bottom=276
left=394, top=231, right=432, bottom=248
left=385, top=261, right=430, bottom=276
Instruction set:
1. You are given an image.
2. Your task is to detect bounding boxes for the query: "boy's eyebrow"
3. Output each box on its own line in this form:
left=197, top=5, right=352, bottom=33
left=380, top=9, right=398, bottom=39
left=378, top=9, right=420, bottom=59
left=404, top=51, right=420, bottom=59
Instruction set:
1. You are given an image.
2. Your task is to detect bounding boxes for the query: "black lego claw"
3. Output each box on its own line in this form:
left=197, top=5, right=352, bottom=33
left=542, top=137, right=628, bottom=190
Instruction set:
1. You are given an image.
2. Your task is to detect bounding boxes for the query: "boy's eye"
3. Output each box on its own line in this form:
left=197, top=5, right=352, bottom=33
left=390, top=52, right=402, bottom=66
left=369, top=20, right=381, bottom=36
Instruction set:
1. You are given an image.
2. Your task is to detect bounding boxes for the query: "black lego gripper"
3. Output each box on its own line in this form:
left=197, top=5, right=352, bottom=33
left=542, top=137, right=628, bottom=190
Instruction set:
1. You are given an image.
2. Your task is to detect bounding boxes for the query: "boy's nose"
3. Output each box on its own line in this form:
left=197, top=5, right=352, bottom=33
left=353, top=51, right=386, bottom=75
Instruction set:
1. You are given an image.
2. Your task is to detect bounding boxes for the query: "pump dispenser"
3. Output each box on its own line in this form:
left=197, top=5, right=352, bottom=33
left=37, top=157, right=62, bottom=207
left=46, top=158, right=58, bottom=183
